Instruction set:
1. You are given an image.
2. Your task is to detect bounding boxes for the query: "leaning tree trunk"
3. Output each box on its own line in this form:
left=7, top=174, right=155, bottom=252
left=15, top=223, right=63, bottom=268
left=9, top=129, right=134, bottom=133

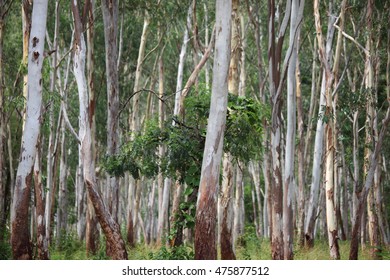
left=71, top=0, right=127, bottom=260
left=350, top=107, right=390, bottom=259
left=194, top=0, right=232, bottom=260
left=11, top=0, right=49, bottom=260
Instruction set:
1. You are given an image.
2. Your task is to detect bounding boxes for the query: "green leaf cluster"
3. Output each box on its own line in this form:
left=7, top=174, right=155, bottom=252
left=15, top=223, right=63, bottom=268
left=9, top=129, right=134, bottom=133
left=102, top=92, right=268, bottom=184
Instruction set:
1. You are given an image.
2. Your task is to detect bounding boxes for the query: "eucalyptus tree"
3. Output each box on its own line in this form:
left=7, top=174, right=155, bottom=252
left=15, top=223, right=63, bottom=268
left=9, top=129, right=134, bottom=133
left=194, top=0, right=231, bottom=260
left=283, top=0, right=304, bottom=260
left=11, top=0, right=49, bottom=260
left=71, top=0, right=127, bottom=260
left=267, top=0, right=291, bottom=260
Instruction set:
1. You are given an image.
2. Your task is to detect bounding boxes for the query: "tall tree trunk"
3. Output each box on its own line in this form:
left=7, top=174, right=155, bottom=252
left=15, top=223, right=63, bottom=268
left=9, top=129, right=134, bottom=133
left=305, top=3, right=336, bottom=248
left=102, top=0, right=120, bottom=223
left=0, top=0, right=6, bottom=242
left=361, top=0, right=380, bottom=259
left=350, top=107, right=390, bottom=259
left=56, top=120, right=67, bottom=247
left=195, top=0, right=232, bottom=260
left=71, top=0, right=127, bottom=260
left=127, top=12, right=150, bottom=246
left=283, top=0, right=304, bottom=260
left=314, top=0, right=340, bottom=259
left=268, top=0, right=290, bottom=260
left=86, top=0, right=99, bottom=256
left=221, top=0, right=240, bottom=260
left=33, top=142, right=49, bottom=259
left=11, top=0, right=49, bottom=260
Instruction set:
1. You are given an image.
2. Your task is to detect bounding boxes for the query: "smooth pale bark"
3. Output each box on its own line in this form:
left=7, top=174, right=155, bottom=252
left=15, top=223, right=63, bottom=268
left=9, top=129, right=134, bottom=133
left=283, top=0, right=304, bottom=260
left=296, top=54, right=305, bottom=247
left=56, top=120, right=68, bottom=247
left=248, top=162, right=263, bottom=237
left=102, top=0, right=120, bottom=223
left=33, top=144, right=49, bottom=259
left=173, top=4, right=191, bottom=117
left=11, top=0, right=49, bottom=260
left=146, top=182, right=156, bottom=245
left=72, top=0, right=127, bottom=260
left=221, top=0, right=239, bottom=260
left=194, top=0, right=231, bottom=260
left=157, top=178, right=170, bottom=246
left=314, top=0, right=339, bottom=259
left=85, top=0, right=99, bottom=256
left=305, top=8, right=336, bottom=248
left=44, top=0, right=59, bottom=246
left=127, top=12, right=150, bottom=246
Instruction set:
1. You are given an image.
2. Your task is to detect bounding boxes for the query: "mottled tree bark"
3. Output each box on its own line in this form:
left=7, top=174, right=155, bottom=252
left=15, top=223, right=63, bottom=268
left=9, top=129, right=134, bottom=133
left=33, top=144, right=49, bottom=259
left=102, top=0, right=120, bottom=224
left=195, top=0, right=231, bottom=260
left=86, top=0, right=99, bottom=256
left=11, top=0, right=49, bottom=260
left=72, top=0, right=127, bottom=260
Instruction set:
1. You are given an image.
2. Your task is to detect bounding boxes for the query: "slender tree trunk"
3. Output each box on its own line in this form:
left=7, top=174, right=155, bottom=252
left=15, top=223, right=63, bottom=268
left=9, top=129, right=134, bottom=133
left=0, top=0, right=6, bottom=242
left=56, top=120, right=68, bottom=247
left=33, top=143, right=49, bottom=259
left=221, top=0, right=240, bottom=260
left=72, top=0, right=127, bottom=260
left=305, top=3, right=336, bottom=248
left=127, top=12, right=150, bottom=246
left=350, top=107, right=390, bottom=259
left=195, top=0, right=231, bottom=260
left=268, top=0, right=291, bottom=260
left=102, top=0, right=120, bottom=223
left=11, top=0, right=49, bottom=260
left=85, top=0, right=99, bottom=256
left=283, top=0, right=304, bottom=260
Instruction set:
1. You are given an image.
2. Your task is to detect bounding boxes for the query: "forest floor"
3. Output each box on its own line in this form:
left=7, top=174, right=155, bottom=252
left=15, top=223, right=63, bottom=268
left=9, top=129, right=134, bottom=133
left=1, top=229, right=386, bottom=260
left=46, top=232, right=386, bottom=260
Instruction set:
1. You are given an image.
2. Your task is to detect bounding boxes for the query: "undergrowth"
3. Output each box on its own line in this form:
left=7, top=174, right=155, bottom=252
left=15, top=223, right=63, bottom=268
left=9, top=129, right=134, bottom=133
left=47, top=229, right=383, bottom=260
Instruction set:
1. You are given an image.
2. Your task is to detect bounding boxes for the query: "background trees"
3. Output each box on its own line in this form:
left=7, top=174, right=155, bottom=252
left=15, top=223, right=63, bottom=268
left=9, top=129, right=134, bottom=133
left=0, top=0, right=389, bottom=260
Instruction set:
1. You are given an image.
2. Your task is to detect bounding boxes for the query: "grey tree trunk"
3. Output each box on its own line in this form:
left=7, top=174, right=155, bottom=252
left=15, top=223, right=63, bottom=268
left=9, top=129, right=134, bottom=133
left=72, top=0, right=127, bottom=260
left=195, top=0, right=232, bottom=260
left=102, top=0, right=120, bottom=223
left=283, top=0, right=304, bottom=260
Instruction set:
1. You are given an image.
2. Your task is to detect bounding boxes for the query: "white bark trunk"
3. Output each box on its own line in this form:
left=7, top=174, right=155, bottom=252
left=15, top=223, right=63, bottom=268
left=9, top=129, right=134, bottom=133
left=195, top=0, right=231, bottom=260
left=11, top=0, right=49, bottom=259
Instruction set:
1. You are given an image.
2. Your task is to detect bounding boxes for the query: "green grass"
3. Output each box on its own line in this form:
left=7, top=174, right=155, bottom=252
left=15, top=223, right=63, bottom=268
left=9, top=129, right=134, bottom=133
left=43, top=230, right=387, bottom=260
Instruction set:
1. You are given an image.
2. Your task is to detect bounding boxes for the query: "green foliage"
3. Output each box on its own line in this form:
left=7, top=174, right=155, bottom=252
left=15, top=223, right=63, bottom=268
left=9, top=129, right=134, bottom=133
left=54, top=231, right=85, bottom=260
left=0, top=229, right=12, bottom=260
left=148, top=245, right=194, bottom=260
left=103, top=93, right=267, bottom=183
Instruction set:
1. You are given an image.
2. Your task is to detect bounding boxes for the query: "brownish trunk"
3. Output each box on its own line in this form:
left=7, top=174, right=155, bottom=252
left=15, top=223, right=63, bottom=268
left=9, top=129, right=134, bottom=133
left=85, top=0, right=99, bottom=256
left=195, top=0, right=231, bottom=260
left=33, top=144, right=49, bottom=259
